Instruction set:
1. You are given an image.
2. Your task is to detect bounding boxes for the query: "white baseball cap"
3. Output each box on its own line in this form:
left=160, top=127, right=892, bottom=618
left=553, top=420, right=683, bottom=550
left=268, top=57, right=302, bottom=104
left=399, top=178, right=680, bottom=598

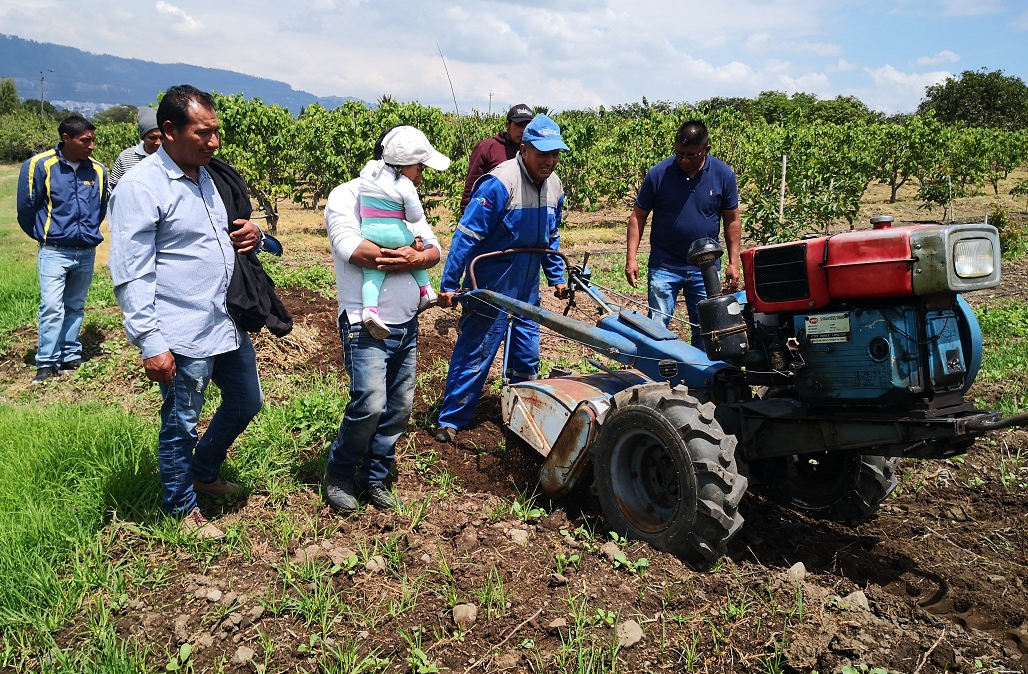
left=380, top=126, right=451, bottom=171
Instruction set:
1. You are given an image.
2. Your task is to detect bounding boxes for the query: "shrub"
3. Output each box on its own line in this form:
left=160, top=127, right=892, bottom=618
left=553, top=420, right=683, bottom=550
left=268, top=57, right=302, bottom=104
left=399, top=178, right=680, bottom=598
left=988, top=201, right=1027, bottom=257
left=0, top=112, right=56, bottom=162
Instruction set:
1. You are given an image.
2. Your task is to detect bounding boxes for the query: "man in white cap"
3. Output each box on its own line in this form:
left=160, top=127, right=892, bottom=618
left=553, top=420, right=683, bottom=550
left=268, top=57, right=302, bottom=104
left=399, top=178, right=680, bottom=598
left=434, top=114, right=569, bottom=444
left=323, top=125, right=449, bottom=513
left=109, top=107, right=162, bottom=191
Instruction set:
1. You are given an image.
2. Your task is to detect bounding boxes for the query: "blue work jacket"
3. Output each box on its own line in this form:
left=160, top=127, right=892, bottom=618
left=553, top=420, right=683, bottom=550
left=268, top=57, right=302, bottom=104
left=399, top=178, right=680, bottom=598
left=441, top=155, right=565, bottom=316
left=17, top=144, right=108, bottom=247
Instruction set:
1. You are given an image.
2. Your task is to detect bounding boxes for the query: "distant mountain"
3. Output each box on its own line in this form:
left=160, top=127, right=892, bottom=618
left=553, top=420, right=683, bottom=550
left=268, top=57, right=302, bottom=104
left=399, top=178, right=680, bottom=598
left=0, top=33, right=359, bottom=115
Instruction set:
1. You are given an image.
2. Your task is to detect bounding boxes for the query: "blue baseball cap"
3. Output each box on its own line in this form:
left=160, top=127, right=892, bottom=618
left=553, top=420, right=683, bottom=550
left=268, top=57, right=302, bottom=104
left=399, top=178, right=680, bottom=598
left=522, top=114, right=569, bottom=152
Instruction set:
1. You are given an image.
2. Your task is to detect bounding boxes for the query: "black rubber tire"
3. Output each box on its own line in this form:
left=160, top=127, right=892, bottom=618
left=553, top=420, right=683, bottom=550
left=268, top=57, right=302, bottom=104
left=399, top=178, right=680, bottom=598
left=753, top=451, right=899, bottom=525
left=592, top=385, right=747, bottom=567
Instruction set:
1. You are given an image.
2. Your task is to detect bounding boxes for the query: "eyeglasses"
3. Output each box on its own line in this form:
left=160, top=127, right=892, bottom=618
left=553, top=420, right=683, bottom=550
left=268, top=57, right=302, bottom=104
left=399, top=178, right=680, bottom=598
left=675, top=148, right=707, bottom=160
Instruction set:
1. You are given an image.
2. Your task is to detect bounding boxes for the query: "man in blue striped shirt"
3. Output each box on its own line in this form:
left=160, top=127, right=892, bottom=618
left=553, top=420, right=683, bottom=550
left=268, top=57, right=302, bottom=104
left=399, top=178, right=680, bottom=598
left=108, top=85, right=265, bottom=540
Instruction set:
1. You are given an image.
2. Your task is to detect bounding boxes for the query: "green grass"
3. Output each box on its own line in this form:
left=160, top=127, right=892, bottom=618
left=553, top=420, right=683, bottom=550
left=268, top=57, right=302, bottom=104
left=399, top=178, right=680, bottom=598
left=582, top=251, right=649, bottom=298
left=0, top=404, right=159, bottom=634
left=232, top=376, right=348, bottom=502
left=261, top=256, right=336, bottom=295
left=0, top=165, right=40, bottom=350
left=975, top=301, right=1028, bottom=340
left=974, top=301, right=1028, bottom=415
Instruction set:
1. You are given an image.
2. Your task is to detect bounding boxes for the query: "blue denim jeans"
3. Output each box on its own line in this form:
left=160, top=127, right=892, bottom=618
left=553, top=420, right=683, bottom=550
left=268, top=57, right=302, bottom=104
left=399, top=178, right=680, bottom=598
left=647, top=267, right=707, bottom=347
left=36, top=244, right=95, bottom=368
left=157, top=335, right=263, bottom=516
left=326, top=315, right=417, bottom=489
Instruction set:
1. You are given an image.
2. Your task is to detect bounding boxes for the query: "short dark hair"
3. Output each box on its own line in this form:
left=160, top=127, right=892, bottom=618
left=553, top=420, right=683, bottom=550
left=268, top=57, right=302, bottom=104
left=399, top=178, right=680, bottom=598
left=58, top=115, right=95, bottom=139
left=675, top=120, right=709, bottom=147
left=157, top=85, right=216, bottom=133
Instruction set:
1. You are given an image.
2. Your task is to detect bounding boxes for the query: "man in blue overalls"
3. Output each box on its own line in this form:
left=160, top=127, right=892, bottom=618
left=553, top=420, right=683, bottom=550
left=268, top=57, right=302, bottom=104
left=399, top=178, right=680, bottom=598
left=434, top=115, right=570, bottom=443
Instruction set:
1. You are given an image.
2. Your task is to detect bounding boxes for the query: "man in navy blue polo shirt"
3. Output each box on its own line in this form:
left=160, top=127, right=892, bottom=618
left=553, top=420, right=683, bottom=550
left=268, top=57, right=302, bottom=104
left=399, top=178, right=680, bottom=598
left=625, top=120, right=741, bottom=348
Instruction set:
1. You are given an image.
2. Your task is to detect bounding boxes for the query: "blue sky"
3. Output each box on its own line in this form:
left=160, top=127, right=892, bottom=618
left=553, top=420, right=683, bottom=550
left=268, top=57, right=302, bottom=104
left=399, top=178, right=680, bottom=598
left=1, top=0, right=1025, bottom=114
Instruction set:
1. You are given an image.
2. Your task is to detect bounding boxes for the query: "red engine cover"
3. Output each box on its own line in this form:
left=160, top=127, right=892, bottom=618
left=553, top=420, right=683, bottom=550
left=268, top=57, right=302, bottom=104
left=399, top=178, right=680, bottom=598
left=743, top=227, right=922, bottom=314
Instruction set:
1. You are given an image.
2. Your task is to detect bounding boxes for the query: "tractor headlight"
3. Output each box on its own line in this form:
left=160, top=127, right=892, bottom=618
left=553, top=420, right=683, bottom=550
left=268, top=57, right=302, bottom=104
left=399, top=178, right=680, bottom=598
left=953, top=238, right=995, bottom=278
left=911, top=224, right=1001, bottom=295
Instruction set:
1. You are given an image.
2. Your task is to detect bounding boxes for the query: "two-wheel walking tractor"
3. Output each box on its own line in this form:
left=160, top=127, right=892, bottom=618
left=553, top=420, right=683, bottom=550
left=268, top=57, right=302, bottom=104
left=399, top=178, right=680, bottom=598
left=458, top=221, right=1028, bottom=566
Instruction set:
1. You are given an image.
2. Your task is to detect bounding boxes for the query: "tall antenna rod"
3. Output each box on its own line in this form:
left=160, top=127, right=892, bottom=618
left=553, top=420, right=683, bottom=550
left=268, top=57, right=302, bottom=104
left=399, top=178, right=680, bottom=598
left=437, top=42, right=469, bottom=156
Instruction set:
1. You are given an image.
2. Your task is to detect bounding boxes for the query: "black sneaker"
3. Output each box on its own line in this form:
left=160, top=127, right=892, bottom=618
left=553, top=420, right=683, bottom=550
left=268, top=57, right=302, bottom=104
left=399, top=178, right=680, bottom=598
left=31, top=367, right=60, bottom=385
left=364, top=484, right=402, bottom=510
left=324, top=475, right=359, bottom=512
left=434, top=426, right=456, bottom=443
left=59, top=358, right=83, bottom=371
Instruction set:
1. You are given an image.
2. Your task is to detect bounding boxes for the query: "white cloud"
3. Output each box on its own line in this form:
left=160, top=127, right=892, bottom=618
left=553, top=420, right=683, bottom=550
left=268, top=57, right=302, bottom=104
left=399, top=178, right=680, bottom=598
left=916, top=49, right=960, bottom=66
left=0, top=0, right=1023, bottom=116
left=862, top=64, right=951, bottom=112
left=155, top=1, right=202, bottom=36
left=778, top=71, right=832, bottom=94
left=744, top=32, right=839, bottom=57
left=746, top=32, right=773, bottom=54
left=791, top=40, right=842, bottom=58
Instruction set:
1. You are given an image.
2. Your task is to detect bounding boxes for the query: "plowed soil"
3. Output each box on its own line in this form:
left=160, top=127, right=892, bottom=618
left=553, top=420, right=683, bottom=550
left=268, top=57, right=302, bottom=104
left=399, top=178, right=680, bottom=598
left=11, top=237, right=1028, bottom=674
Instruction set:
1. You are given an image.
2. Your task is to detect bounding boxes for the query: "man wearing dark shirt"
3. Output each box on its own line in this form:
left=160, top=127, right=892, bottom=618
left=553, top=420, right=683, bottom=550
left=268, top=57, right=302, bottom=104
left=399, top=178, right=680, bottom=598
left=625, top=120, right=741, bottom=348
left=459, top=103, right=533, bottom=212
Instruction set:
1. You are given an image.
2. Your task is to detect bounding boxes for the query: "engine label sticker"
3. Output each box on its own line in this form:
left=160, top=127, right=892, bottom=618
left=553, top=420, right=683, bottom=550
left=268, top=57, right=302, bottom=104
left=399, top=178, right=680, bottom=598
left=805, top=312, right=851, bottom=343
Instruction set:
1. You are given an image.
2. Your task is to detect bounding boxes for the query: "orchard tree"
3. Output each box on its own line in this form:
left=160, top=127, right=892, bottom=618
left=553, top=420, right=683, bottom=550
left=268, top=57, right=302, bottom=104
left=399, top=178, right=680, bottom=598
left=752, top=91, right=801, bottom=124
left=737, top=119, right=877, bottom=243
left=810, top=95, right=881, bottom=125
left=980, top=128, right=1026, bottom=195
left=92, top=121, right=138, bottom=167
left=286, top=101, right=377, bottom=210
left=215, top=93, right=294, bottom=231
left=918, top=69, right=1028, bottom=130
left=93, top=104, right=137, bottom=125
left=591, top=100, right=689, bottom=207
left=905, top=113, right=959, bottom=218
left=553, top=109, right=608, bottom=210
left=0, top=111, right=56, bottom=161
left=21, top=99, right=62, bottom=118
left=0, top=78, right=18, bottom=115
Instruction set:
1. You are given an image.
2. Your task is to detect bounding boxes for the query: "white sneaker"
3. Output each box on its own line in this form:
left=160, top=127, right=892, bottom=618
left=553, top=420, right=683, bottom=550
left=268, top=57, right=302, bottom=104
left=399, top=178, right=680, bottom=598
left=361, top=308, right=391, bottom=339
left=418, top=287, right=438, bottom=312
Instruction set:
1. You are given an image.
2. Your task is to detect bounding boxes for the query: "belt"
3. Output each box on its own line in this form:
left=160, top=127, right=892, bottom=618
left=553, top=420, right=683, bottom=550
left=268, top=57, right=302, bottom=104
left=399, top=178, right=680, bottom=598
left=41, top=243, right=95, bottom=250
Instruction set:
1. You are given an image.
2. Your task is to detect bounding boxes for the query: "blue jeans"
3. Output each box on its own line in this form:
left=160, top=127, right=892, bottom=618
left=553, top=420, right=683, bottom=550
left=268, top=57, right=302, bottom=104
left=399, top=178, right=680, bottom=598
left=437, top=310, right=539, bottom=432
left=36, top=244, right=95, bottom=368
left=326, top=315, right=417, bottom=489
left=157, top=335, right=263, bottom=516
left=647, top=267, right=707, bottom=347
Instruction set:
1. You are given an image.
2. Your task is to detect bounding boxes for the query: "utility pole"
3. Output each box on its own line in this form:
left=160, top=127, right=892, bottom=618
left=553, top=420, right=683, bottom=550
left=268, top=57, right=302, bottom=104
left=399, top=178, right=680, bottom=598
left=488, top=90, right=493, bottom=115
left=40, top=68, right=54, bottom=119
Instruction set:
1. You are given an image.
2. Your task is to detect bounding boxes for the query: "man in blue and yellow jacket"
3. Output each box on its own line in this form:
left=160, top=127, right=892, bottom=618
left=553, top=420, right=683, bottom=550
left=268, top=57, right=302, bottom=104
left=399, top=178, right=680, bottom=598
left=17, top=115, right=108, bottom=384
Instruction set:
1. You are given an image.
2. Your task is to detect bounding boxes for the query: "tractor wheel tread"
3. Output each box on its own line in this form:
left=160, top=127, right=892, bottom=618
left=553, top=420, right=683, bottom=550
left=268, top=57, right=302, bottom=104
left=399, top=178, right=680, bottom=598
left=752, top=452, right=899, bottom=525
left=593, top=385, right=746, bottom=567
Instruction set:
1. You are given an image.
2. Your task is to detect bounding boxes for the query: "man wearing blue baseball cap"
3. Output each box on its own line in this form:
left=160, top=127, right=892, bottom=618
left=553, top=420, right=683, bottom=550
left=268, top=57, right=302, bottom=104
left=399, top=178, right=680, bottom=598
left=434, top=114, right=570, bottom=443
